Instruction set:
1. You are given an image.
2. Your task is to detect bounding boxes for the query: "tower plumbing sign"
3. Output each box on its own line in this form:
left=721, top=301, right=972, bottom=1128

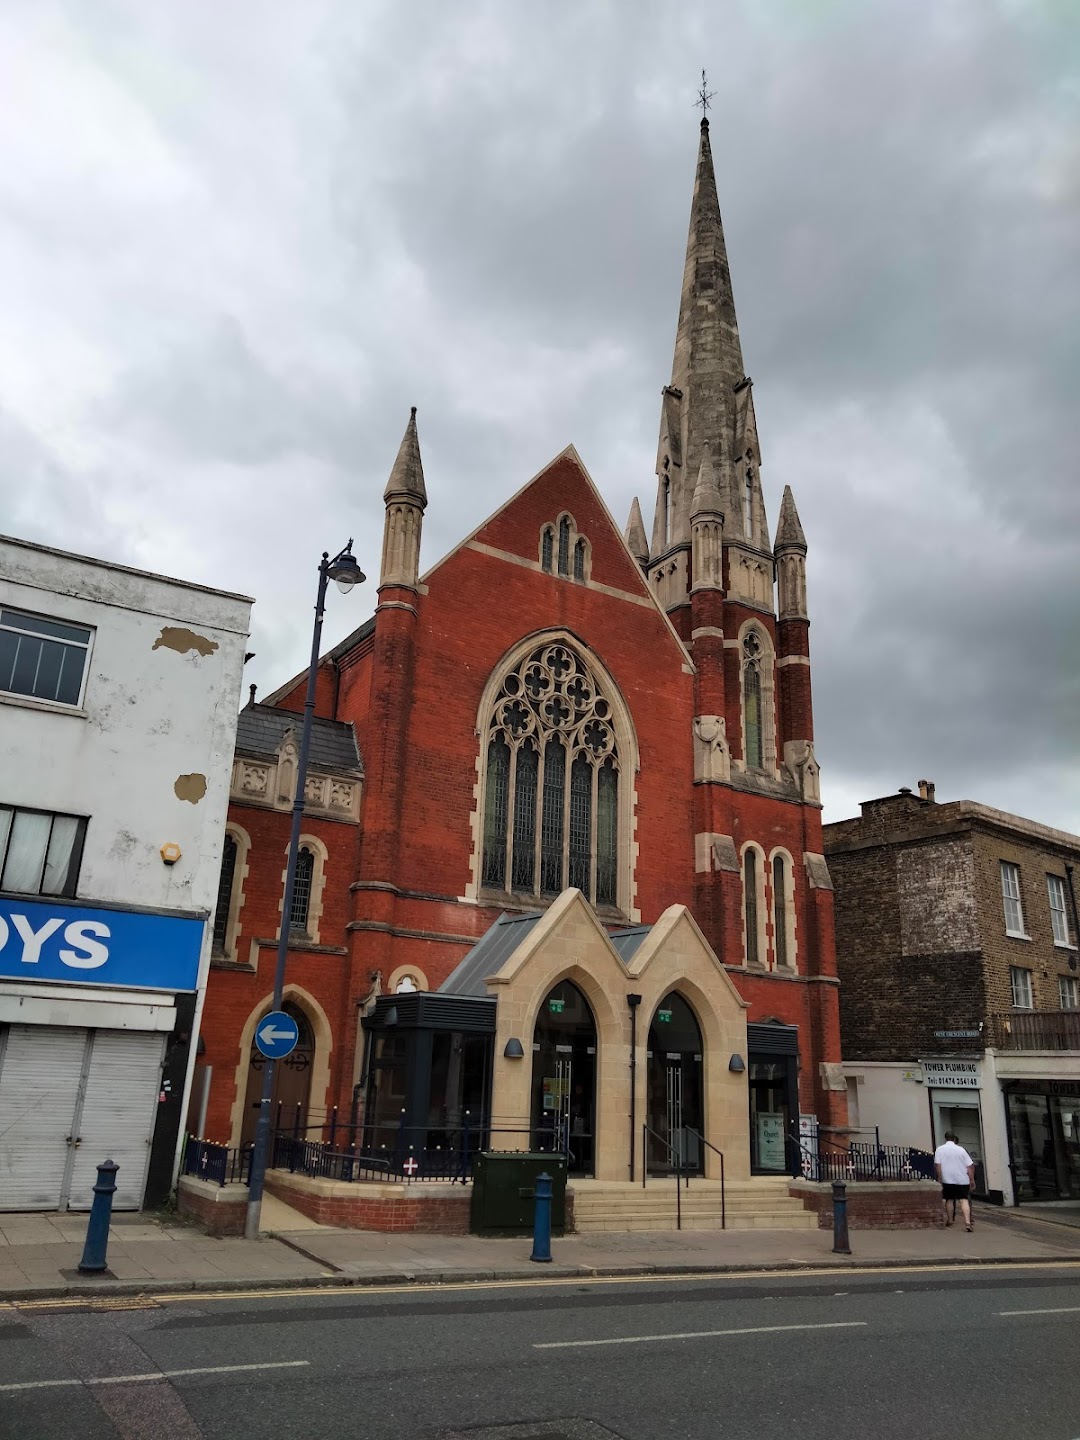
left=0, top=895, right=204, bottom=993
left=919, top=1059, right=981, bottom=1089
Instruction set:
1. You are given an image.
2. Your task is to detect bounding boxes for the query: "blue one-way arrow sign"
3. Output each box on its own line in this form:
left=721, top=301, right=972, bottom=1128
left=255, top=1010, right=299, bottom=1060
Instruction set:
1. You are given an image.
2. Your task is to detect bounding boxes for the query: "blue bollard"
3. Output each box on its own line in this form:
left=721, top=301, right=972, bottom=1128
left=530, top=1171, right=553, bottom=1263
left=831, top=1179, right=851, bottom=1255
left=78, top=1159, right=119, bottom=1274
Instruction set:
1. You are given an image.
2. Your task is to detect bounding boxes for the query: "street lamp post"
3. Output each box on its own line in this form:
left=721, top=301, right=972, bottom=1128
left=244, top=540, right=366, bottom=1240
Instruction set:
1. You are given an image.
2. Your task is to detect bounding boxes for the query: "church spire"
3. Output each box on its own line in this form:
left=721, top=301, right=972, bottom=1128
left=383, top=406, right=427, bottom=507
left=652, top=118, right=746, bottom=556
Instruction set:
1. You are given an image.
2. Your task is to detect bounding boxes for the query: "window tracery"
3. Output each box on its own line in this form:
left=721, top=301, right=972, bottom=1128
left=481, top=642, right=620, bottom=907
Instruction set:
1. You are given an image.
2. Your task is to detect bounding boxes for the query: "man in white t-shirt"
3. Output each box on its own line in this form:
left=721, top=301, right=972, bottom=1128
left=934, top=1132, right=976, bottom=1231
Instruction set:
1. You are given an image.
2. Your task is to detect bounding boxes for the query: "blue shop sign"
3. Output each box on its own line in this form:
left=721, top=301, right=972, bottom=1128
left=0, top=895, right=204, bottom=993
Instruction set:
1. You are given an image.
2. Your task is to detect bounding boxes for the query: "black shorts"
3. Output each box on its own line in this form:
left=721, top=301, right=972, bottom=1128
left=942, top=1183, right=970, bottom=1200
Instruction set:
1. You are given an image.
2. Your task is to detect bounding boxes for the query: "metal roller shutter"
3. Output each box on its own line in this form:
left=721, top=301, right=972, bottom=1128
left=68, top=1031, right=166, bottom=1211
left=0, top=1026, right=88, bottom=1211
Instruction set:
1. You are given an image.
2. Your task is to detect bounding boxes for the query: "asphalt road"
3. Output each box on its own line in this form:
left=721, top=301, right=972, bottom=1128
left=3, top=1264, right=1080, bottom=1440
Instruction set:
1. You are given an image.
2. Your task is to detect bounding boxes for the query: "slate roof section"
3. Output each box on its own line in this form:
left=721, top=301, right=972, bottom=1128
left=439, top=911, right=544, bottom=996
left=234, top=702, right=362, bottom=774
left=608, top=925, right=651, bottom=965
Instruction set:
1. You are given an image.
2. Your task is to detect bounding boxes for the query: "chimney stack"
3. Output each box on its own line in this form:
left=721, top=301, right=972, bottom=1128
left=917, top=779, right=936, bottom=803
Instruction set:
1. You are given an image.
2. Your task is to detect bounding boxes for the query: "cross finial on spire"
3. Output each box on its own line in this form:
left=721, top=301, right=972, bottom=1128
left=695, top=69, right=715, bottom=120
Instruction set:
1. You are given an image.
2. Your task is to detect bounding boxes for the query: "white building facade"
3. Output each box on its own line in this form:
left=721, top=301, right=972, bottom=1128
left=0, top=536, right=250, bottom=1210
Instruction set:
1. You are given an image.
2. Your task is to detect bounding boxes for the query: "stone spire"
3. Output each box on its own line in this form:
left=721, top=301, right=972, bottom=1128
left=652, top=118, right=746, bottom=555
left=775, top=485, right=808, bottom=621
left=383, top=406, right=427, bottom=507
left=624, top=497, right=649, bottom=566
left=775, top=484, right=807, bottom=552
left=380, top=408, right=426, bottom=589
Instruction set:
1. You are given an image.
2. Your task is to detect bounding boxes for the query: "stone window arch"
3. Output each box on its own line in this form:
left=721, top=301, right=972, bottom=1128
left=473, top=634, right=637, bottom=915
left=540, top=525, right=555, bottom=573
left=211, top=824, right=251, bottom=960
left=768, top=847, right=797, bottom=972
left=388, top=965, right=429, bottom=994
left=741, top=841, right=767, bottom=969
left=280, top=833, right=329, bottom=943
left=737, top=620, right=776, bottom=776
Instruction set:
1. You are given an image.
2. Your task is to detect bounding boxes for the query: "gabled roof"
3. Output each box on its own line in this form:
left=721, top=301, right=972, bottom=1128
left=234, top=702, right=363, bottom=774
left=439, top=911, right=544, bottom=996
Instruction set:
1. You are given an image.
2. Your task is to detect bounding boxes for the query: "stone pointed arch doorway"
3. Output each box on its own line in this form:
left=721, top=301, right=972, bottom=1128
left=530, top=979, right=597, bottom=1175
left=646, top=991, right=705, bottom=1175
left=241, top=1000, right=315, bottom=1147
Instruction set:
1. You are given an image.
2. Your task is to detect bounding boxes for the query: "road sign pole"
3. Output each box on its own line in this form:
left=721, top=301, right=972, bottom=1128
left=245, top=553, right=334, bottom=1242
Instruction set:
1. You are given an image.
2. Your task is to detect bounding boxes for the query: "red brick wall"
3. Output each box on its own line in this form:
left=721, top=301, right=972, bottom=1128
left=790, top=1181, right=941, bottom=1229
left=264, top=1175, right=472, bottom=1234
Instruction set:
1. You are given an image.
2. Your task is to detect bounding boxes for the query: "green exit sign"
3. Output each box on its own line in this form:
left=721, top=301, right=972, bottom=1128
left=549, top=998, right=565, bottom=1014
left=658, top=1009, right=672, bottom=1023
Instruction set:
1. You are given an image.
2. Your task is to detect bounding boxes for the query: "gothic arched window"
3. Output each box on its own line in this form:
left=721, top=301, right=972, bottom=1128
left=743, top=632, right=764, bottom=770
left=212, top=834, right=238, bottom=955
left=480, top=642, right=622, bottom=909
left=289, top=846, right=315, bottom=933
left=557, top=516, right=571, bottom=576
left=772, top=851, right=795, bottom=971
left=744, top=847, right=760, bottom=967
left=541, top=527, right=554, bottom=573
left=573, top=537, right=587, bottom=582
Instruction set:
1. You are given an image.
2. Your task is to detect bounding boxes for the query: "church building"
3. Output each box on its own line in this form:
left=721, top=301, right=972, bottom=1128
left=194, top=117, right=846, bottom=1189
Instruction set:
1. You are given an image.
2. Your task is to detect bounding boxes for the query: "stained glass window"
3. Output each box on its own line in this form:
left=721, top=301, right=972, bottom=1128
left=482, top=735, right=510, bottom=888
left=596, top=760, right=618, bottom=906
left=482, top=643, right=621, bottom=908
left=541, top=737, right=565, bottom=895
left=512, top=742, right=538, bottom=891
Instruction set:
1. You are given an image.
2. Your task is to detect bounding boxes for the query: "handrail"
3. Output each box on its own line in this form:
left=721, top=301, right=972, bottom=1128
left=641, top=1121, right=684, bottom=1230
left=682, top=1126, right=726, bottom=1230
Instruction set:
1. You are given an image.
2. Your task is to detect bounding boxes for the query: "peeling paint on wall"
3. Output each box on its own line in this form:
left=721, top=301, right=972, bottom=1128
left=153, top=627, right=219, bottom=658
left=174, top=773, right=208, bottom=804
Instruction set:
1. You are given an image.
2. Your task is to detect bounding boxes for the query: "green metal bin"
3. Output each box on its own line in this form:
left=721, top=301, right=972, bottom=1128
left=470, top=1151, right=568, bottom=1236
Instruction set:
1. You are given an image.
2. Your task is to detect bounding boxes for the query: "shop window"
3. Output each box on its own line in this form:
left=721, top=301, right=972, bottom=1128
left=1010, top=965, right=1033, bottom=1010
left=0, top=606, right=93, bottom=708
left=1048, top=875, right=1073, bottom=947
left=479, top=640, right=625, bottom=910
left=1059, top=976, right=1079, bottom=1011
left=1001, top=861, right=1027, bottom=937
left=0, top=805, right=86, bottom=898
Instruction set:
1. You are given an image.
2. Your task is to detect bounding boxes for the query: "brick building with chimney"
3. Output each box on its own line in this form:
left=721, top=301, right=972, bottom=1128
left=193, top=119, right=846, bottom=1195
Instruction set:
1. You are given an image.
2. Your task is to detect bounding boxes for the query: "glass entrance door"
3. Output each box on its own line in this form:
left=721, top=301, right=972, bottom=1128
left=646, top=993, right=704, bottom=1175
left=530, top=981, right=596, bottom=1175
left=749, top=1060, right=792, bottom=1174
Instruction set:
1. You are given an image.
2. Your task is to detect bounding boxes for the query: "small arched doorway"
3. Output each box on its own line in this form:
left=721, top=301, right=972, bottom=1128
left=530, top=980, right=596, bottom=1175
left=646, top=992, right=704, bottom=1175
left=241, top=1001, right=315, bottom=1147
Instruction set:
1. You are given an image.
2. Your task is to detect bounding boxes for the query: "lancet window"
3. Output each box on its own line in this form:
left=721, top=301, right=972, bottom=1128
left=539, top=515, right=590, bottom=582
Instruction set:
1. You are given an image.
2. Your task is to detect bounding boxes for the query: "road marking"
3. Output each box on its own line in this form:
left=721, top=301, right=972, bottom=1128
left=0, top=1360, right=309, bottom=1393
left=15, top=1297, right=159, bottom=1314
left=147, top=1259, right=1080, bottom=1306
left=998, top=1306, right=1080, bottom=1317
left=535, top=1321, right=868, bottom=1350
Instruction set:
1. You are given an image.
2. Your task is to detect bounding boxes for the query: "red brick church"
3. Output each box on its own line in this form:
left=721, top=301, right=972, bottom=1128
left=193, top=118, right=846, bottom=1182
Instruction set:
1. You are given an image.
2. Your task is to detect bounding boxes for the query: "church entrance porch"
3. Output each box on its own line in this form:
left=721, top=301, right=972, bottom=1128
left=646, top=992, right=705, bottom=1176
left=530, top=980, right=596, bottom=1175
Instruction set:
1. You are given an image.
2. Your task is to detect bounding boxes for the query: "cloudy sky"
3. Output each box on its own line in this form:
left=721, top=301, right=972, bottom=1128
left=1, top=0, right=1077, bottom=831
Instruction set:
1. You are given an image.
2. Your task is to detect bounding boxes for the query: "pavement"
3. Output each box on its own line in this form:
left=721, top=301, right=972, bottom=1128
left=2, top=1198, right=1080, bottom=1300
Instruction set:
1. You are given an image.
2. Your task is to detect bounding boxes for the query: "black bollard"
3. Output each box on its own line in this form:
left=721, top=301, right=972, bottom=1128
left=530, top=1171, right=553, bottom=1263
left=831, top=1179, right=851, bottom=1255
left=78, top=1159, right=120, bottom=1274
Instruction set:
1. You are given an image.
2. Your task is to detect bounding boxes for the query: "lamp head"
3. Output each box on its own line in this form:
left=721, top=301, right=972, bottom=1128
left=328, top=543, right=366, bottom=594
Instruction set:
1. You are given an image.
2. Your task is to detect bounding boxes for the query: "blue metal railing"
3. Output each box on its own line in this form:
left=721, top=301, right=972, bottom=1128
left=789, top=1130, right=935, bottom=1183
left=183, top=1136, right=252, bottom=1187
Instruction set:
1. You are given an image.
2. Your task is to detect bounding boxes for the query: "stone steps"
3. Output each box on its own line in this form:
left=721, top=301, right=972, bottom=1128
left=569, top=1178, right=816, bottom=1233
